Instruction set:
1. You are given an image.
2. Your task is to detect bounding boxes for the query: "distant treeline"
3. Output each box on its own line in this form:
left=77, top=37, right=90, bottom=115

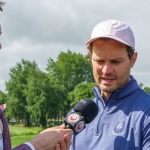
left=0, top=50, right=95, bottom=127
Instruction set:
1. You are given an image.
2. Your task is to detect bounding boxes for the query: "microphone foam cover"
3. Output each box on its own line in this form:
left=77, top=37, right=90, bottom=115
left=73, top=98, right=98, bottom=123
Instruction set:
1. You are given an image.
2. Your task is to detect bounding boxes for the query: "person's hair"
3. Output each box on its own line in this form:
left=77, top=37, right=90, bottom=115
left=0, top=1, right=5, bottom=11
left=87, top=38, right=135, bottom=60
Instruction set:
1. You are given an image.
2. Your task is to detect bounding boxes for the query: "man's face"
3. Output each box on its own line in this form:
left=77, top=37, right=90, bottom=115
left=91, top=39, right=137, bottom=96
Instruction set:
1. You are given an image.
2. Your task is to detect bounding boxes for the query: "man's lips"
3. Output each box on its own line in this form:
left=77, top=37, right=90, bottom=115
left=100, top=76, right=115, bottom=85
left=101, top=77, right=115, bottom=81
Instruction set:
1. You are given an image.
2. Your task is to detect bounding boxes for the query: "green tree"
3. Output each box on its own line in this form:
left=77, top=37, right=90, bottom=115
left=5, top=59, right=65, bottom=127
left=68, top=82, right=96, bottom=106
left=139, top=83, right=144, bottom=88
left=46, top=50, right=94, bottom=113
left=139, top=83, right=150, bottom=94
left=144, top=87, right=150, bottom=94
left=23, top=67, right=48, bottom=127
left=6, top=59, right=41, bottom=126
left=0, top=90, right=6, bottom=104
left=24, top=70, right=64, bottom=127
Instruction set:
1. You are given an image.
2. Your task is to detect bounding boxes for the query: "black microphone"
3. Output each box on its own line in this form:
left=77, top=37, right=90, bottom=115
left=64, top=98, right=98, bottom=135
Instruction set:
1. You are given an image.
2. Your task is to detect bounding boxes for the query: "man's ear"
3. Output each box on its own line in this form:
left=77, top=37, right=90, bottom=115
left=130, top=52, right=137, bottom=68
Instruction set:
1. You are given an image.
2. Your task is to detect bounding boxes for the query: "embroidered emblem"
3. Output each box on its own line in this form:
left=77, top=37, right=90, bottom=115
left=113, top=121, right=126, bottom=135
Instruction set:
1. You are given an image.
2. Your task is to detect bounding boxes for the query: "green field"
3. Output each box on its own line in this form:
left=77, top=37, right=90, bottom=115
left=11, top=135, right=36, bottom=148
left=9, top=125, right=43, bottom=148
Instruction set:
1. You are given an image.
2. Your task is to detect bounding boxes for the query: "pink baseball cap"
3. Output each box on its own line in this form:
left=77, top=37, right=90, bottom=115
left=86, top=19, right=135, bottom=49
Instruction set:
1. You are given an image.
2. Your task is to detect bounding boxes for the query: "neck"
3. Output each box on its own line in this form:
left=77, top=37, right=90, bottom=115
left=101, top=92, right=112, bottom=102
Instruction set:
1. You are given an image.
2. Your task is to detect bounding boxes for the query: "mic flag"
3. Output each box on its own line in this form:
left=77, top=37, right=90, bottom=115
left=64, top=98, right=98, bottom=135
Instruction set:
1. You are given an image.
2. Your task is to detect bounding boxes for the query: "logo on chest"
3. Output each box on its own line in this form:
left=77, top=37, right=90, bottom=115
left=113, top=121, right=126, bottom=135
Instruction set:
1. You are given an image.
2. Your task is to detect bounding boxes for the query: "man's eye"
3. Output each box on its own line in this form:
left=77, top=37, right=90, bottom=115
left=112, top=61, right=122, bottom=64
left=95, top=60, right=104, bottom=63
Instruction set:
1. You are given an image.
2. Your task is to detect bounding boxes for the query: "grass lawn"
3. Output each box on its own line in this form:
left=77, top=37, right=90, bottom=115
left=9, top=125, right=43, bottom=148
left=11, top=135, right=36, bottom=148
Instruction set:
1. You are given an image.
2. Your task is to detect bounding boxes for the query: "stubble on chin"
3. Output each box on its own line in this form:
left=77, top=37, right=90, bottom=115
left=96, top=77, right=117, bottom=93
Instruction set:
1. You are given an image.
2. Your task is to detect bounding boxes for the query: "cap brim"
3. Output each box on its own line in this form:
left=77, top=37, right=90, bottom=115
left=85, top=36, right=134, bottom=49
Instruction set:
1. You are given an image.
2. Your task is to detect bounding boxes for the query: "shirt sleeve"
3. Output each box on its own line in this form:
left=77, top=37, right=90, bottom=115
left=142, top=108, right=150, bottom=149
left=24, top=142, right=36, bottom=150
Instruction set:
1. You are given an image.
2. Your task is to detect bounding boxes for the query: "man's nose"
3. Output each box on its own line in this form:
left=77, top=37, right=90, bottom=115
left=102, top=63, right=113, bottom=74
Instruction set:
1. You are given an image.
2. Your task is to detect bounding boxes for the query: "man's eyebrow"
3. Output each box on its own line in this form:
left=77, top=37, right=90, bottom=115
left=93, top=58, right=125, bottom=61
left=110, top=58, right=125, bottom=61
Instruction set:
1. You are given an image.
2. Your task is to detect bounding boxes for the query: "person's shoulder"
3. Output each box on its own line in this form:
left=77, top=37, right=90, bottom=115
left=133, top=88, right=150, bottom=109
left=138, top=88, right=150, bottom=101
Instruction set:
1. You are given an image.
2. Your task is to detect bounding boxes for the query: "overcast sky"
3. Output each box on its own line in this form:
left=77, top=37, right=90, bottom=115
left=0, top=0, right=150, bottom=92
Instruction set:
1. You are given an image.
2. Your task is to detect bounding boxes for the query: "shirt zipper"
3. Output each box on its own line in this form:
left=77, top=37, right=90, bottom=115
left=95, top=91, right=112, bottom=135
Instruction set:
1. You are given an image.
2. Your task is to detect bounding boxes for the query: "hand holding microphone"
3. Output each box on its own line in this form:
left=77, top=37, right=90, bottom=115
left=64, top=98, right=98, bottom=135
